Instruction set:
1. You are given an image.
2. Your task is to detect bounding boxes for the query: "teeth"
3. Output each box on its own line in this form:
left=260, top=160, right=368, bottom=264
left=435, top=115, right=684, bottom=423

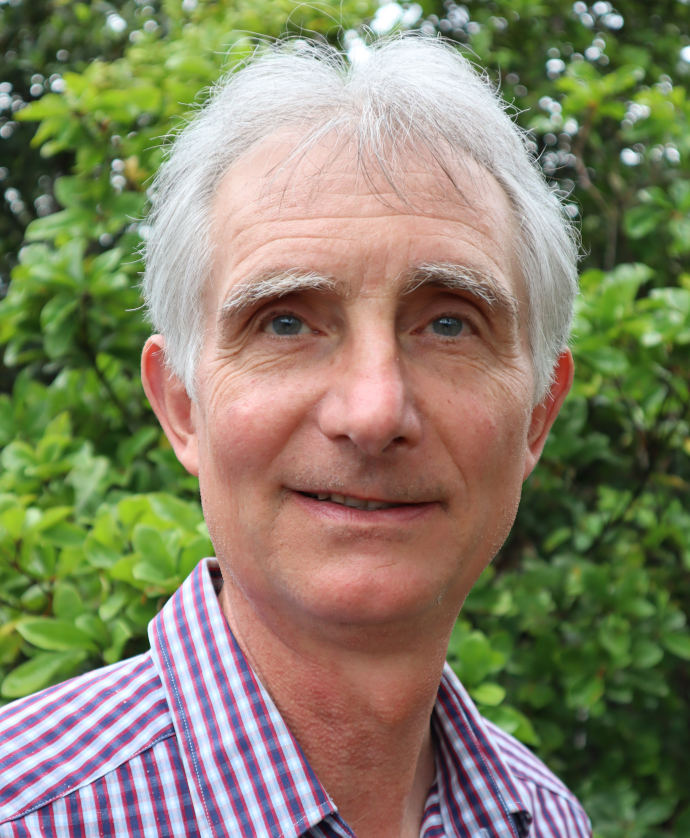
left=308, top=492, right=396, bottom=510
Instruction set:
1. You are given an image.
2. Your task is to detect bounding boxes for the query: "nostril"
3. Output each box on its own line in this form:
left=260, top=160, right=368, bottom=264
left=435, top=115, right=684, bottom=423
left=381, top=435, right=408, bottom=453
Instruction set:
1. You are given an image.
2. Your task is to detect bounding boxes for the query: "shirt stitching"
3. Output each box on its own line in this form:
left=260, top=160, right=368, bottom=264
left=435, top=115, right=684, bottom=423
left=155, top=616, right=216, bottom=836
left=0, top=730, right=176, bottom=826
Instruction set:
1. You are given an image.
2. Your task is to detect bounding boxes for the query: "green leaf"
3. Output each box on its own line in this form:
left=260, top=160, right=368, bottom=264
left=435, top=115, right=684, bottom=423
left=40, top=293, right=79, bottom=332
left=624, top=205, right=666, bottom=239
left=67, top=452, right=113, bottom=514
left=662, top=632, right=690, bottom=660
left=179, top=535, right=213, bottom=577
left=103, top=619, right=132, bottom=666
left=636, top=797, right=678, bottom=827
left=117, top=427, right=159, bottom=467
left=0, top=633, right=22, bottom=667
left=15, top=93, right=70, bottom=122
left=578, top=345, right=630, bottom=377
left=132, top=524, right=176, bottom=576
left=482, top=705, right=540, bottom=746
left=1, top=651, right=87, bottom=699
left=447, top=628, right=505, bottom=686
left=117, top=495, right=154, bottom=528
left=20, top=585, right=49, bottom=613
left=53, top=583, right=86, bottom=620
left=16, top=618, right=97, bottom=652
left=43, top=521, right=87, bottom=548
left=33, top=506, right=73, bottom=531
left=599, top=615, right=631, bottom=662
left=0, top=506, right=27, bottom=540
left=631, top=639, right=663, bottom=669
left=2, top=441, right=36, bottom=473
left=649, top=287, right=690, bottom=315
left=42, top=309, right=80, bottom=360
left=110, top=555, right=140, bottom=586
left=132, top=559, right=178, bottom=588
left=25, top=208, right=94, bottom=243
left=75, top=614, right=109, bottom=649
left=99, top=589, right=129, bottom=622
left=53, top=176, right=84, bottom=209
left=149, top=493, right=204, bottom=530
left=567, top=675, right=605, bottom=710
left=470, top=682, right=506, bottom=706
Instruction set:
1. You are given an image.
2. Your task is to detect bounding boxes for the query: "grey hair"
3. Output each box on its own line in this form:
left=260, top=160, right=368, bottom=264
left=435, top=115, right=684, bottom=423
left=142, top=34, right=579, bottom=401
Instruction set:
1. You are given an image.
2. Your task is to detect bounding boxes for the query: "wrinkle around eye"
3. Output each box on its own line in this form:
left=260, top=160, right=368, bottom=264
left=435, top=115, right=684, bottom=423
left=209, top=309, right=328, bottom=380
left=206, top=341, right=311, bottom=388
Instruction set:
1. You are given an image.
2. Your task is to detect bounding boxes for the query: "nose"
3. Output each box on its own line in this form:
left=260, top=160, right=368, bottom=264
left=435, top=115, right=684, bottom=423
left=316, top=332, right=422, bottom=456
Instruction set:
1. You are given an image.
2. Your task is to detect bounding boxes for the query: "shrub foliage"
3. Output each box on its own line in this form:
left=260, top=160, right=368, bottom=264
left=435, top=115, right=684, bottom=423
left=0, top=1, right=688, bottom=836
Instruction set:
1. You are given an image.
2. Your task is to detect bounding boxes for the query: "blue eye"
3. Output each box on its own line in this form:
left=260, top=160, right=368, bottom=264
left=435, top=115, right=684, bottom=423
left=431, top=316, right=465, bottom=337
left=266, top=314, right=307, bottom=336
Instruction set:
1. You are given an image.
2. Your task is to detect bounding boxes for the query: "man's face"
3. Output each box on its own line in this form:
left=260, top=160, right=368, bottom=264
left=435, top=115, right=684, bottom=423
left=151, top=136, right=568, bottom=630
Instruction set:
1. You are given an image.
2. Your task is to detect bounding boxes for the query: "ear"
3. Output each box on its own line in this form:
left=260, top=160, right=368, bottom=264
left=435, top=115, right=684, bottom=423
left=523, top=349, right=574, bottom=481
left=141, top=335, right=199, bottom=477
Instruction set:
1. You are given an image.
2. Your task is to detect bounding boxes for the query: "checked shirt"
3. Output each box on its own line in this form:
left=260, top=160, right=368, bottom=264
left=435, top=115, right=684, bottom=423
left=0, top=559, right=591, bottom=837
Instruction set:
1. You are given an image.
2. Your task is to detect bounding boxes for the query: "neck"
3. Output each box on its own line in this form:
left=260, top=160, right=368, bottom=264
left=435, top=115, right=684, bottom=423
left=220, top=580, right=456, bottom=838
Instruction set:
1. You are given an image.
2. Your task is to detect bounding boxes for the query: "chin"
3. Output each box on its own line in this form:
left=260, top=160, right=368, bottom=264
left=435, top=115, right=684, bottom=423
left=297, top=565, right=456, bottom=629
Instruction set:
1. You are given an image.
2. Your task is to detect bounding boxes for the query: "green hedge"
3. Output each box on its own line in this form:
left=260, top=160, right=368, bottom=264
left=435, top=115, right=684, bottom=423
left=1, top=1, right=688, bottom=835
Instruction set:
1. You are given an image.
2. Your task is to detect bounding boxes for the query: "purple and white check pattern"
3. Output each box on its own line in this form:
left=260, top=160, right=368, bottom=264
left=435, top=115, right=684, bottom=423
left=0, top=559, right=591, bottom=837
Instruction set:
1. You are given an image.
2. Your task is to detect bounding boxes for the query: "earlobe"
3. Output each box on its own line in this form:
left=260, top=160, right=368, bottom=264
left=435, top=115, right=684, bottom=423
left=141, top=335, right=200, bottom=477
left=523, top=349, right=574, bottom=481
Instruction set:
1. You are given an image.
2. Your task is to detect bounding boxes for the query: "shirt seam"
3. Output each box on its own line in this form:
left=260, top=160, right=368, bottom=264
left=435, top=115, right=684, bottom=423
left=509, top=770, right=592, bottom=834
left=466, top=728, right=523, bottom=838
left=167, top=562, right=340, bottom=838
left=0, top=729, right=177, bottom=826
left=509, top=767, right=586, bottom=804
left=155, top=616, right=216, bottom=836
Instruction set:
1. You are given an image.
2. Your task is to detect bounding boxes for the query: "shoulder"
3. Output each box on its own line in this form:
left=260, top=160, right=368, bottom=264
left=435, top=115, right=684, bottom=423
left=0, top=653, right=174, bottom=827
left=484, top=719, right=592, bottom=838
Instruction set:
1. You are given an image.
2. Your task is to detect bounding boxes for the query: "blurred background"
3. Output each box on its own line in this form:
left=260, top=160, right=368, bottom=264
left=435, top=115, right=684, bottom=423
left=0, top=1, right=688, bottom=835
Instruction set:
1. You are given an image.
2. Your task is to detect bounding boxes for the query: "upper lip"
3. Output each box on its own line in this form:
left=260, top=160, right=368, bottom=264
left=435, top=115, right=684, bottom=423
left=293, top=489, right=435, bottom=509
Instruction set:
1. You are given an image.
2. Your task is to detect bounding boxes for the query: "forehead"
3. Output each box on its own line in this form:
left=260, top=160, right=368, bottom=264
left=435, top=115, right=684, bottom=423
left=208, top=132, right=522, bottom=309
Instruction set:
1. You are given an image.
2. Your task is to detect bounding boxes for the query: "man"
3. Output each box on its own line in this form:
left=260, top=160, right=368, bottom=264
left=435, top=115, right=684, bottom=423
left=0, top=36, right=589, bottom=837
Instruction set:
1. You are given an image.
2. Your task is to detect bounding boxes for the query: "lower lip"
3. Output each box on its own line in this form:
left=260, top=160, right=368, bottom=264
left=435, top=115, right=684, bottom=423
left=290, top=491, right=439, bottom=524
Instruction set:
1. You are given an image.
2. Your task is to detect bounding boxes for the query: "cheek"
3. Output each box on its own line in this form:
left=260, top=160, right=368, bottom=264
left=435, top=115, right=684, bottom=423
left=199, top=376, right=311, bottom=477
left=442, top=385, right=532, bottom=475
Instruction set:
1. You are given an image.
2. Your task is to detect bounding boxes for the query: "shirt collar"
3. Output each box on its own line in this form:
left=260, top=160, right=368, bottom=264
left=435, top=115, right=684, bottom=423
left=149, top=559, right=531, bottom=837
left=149, top=559, right=335, bottom=837
left=434, top=666, right=532, bottom=837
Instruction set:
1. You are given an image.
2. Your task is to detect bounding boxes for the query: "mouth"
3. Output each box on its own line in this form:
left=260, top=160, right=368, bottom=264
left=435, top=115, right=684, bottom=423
left=298, top=491, right=410, bottom=511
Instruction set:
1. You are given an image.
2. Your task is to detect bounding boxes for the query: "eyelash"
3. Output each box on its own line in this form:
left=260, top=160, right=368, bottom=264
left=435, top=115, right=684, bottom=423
left=419, top=310, right=478, bottom=338
left=258, top=309, right=312, bottom=336
left=255, top=304, right=479, bottom=340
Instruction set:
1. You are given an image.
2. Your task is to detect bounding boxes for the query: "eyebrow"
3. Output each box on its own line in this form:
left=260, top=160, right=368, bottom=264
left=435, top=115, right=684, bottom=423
left=217, top=262, right=520, bottom=326
left=219, top=269, right=338, bottom=320
left=400, top=262, right=520, bottom=323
